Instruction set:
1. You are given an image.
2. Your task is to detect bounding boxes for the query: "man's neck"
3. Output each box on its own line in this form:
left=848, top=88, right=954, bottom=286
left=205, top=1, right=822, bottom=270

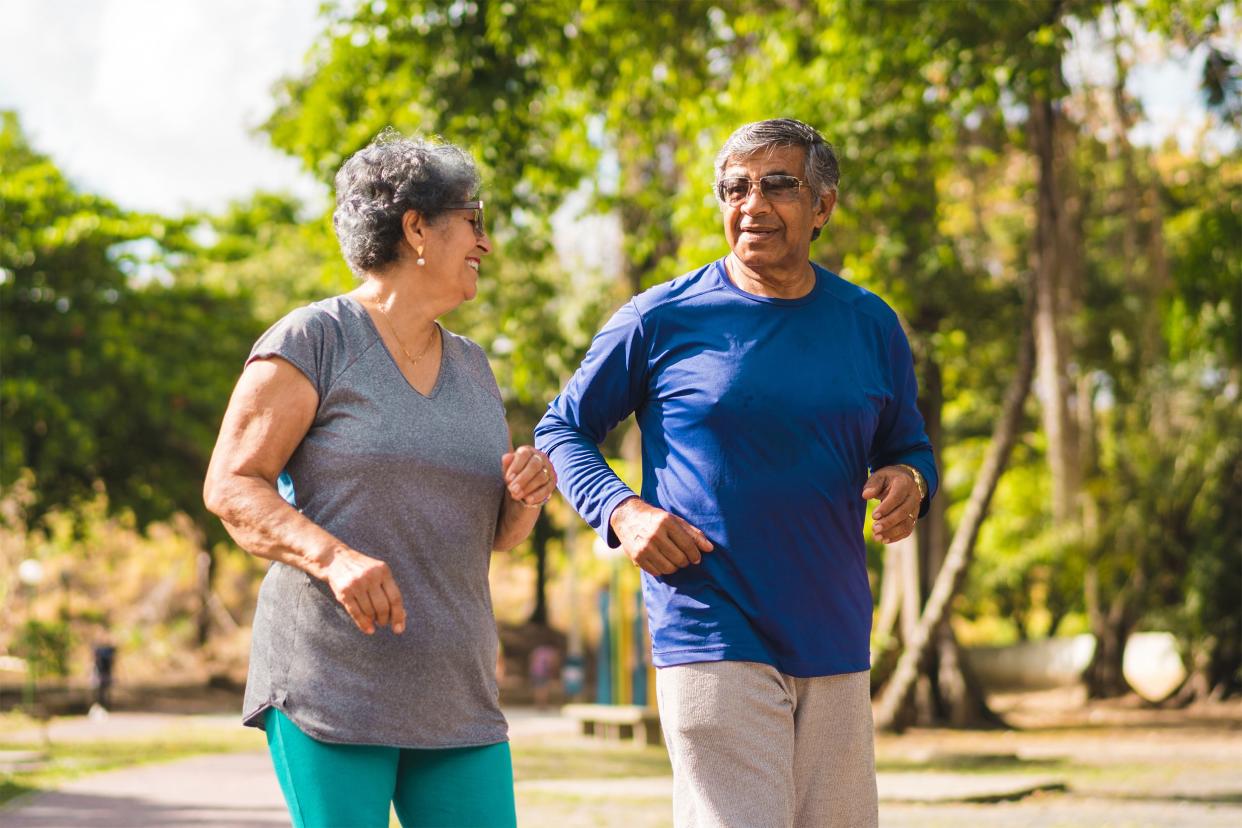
left=725, top=255, right=816, bottom=300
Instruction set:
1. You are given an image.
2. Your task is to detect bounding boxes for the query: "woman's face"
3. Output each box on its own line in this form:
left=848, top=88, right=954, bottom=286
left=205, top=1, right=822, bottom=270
left=418, top=205, right=491, bottom=304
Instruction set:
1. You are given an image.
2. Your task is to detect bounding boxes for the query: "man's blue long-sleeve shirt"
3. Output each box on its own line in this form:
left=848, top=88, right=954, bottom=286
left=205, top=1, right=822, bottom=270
left=534, top=259, right=937, bottom=676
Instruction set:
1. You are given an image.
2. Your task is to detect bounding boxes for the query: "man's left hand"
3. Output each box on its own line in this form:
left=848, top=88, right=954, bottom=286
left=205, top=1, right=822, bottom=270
left=861, top=466, right=922, bottom=544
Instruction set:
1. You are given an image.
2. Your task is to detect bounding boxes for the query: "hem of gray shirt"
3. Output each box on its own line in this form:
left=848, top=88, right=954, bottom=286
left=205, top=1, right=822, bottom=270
left=244, top=701, right=510, bottom=750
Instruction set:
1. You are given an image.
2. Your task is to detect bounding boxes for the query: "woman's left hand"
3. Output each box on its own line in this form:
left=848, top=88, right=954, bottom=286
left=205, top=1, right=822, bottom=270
left=502, top=446, right=557, bottom=508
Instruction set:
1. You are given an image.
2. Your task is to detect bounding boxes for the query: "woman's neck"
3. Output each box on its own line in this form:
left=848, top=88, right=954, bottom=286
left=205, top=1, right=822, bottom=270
left=353, top=275, right=438, bottom=336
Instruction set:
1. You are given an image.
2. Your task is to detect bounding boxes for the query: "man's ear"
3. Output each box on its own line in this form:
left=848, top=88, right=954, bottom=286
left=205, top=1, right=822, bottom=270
left=816, top=190, right=837, bottom=230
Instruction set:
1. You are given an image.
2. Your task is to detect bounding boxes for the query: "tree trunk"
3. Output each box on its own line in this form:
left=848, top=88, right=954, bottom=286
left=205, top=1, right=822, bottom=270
left=617, top=132, right=680, bottom=296
left=527, top=510, right=553, bottom=626
left=875, top=298, right=1036, bottom=733
left=897, top=529, right=934, bottom=724
left=1086, top=611, right=1130, bottom=697
left=935, top=621, right=1005, bottom=728
left=1085, top=565, right=1145, bottom=697
left=900, top=349, right=995, bottom=726
left=870, top=538, right=905, bottom=686
left=1028, top=93, right=1081, bottom=527
left=195, top=546, right=215, bottom=647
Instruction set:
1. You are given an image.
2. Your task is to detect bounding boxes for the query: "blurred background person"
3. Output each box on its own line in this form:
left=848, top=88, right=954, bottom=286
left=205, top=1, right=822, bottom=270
left=89, top=636, right=116, bottom=718
left=528, top=642, right=559, bottom=710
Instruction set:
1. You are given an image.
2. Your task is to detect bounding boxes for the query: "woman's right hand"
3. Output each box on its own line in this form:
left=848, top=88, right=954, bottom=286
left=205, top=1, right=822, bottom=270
left=322, top=546, right=406, bottom=636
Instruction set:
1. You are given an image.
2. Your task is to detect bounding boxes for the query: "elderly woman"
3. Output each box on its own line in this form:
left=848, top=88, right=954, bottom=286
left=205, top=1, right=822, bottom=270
left=203, top=130, right=551, bottom=828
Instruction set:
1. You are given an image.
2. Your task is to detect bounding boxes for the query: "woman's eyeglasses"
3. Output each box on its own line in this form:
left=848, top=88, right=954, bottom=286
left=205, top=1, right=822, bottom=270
left=445, top=200, right=486, bottom=237
left=715, top=175, right=806, bottom=206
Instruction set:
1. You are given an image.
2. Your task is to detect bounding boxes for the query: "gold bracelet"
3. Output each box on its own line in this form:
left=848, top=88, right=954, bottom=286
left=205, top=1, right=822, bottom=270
left=895, top=464, right=927, bottom=501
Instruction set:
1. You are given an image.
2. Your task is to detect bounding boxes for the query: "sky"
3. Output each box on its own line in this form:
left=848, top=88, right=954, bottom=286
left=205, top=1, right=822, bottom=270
left=0, top=1, right=1235, bottom=219
left=0, top=0, right=325, bottom=215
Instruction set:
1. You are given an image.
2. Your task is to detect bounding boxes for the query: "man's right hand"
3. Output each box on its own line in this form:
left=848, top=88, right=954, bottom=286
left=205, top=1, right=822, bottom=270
left=320, top=546, right=407, bottom=636
left=608, top=497, right=714, bottom=576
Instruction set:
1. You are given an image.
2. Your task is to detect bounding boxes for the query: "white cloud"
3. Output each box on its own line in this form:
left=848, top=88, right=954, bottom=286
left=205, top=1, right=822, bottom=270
left=0, top=0, right=325, bottom=215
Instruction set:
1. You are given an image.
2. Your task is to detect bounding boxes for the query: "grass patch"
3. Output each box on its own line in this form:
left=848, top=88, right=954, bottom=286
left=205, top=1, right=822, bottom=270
left=0, top=729, right=262, bottom=808
left=876, top=754, right=1069, bottom=775
left=512, top=742, right=672, bottom=781
left=0, top=711, right=41, bottom=738
left=0, top=779, right=39, bottom=805
left=515, top=789, right=672, bottom=828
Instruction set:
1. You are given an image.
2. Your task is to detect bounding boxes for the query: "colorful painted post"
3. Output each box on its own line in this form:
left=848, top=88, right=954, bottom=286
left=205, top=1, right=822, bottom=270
left=592, top=532, right=654, bottom=707
left=596, top=585, right=612, bottom=705
left=612, top=558, right=631, bottom=704
left=632, top=586, right=647, bottom=705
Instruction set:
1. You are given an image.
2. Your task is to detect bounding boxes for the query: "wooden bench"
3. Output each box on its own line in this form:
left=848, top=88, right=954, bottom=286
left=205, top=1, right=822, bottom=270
left=562, top=703, right=663, bottom=746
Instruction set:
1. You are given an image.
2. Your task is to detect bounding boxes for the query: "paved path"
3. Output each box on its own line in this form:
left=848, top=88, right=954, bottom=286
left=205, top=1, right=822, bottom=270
left=1, top=751, right=284, bottom=828
left=5, top=752, right=1077, bottom=828
left=3, top=708, right=1239, bottom=827
left=516, top=773, right=1067, bottom=804
left=0, top=709, right=585, bottom=827
left=2, top=713, right=240, bottom=745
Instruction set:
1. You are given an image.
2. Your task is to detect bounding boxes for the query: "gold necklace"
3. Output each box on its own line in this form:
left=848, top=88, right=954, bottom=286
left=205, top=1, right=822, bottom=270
left=373, top=300, right=438, bottom=367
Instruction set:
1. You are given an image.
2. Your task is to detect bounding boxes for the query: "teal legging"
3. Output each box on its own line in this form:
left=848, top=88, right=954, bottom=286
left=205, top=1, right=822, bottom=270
left=264, top=708, right=517, bottom=828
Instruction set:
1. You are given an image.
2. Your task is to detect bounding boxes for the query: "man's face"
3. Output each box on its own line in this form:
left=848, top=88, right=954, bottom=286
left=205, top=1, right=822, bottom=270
left=719, top=145, right=834, bottom=274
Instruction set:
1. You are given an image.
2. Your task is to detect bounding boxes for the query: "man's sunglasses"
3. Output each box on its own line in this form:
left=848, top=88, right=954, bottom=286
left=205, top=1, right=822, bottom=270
left=715, top=175, right=806, bottom=206
left=445, top=200, right=486, bottom=237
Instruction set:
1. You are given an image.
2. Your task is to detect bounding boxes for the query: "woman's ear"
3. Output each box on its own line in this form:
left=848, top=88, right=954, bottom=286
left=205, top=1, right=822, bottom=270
left=400, top=209, right=428, bottom=264
left=401, top=209, right=425, bottom=247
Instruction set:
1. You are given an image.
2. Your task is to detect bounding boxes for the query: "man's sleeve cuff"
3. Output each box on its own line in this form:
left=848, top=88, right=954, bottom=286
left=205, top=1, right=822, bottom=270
left=599, top=490, right=639, bottom=548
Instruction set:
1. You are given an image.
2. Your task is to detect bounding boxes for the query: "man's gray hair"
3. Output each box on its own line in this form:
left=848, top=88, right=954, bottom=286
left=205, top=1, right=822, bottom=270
left=333, top=129, right=480, bottom=275
left=714, top=118, right=839, bottom=240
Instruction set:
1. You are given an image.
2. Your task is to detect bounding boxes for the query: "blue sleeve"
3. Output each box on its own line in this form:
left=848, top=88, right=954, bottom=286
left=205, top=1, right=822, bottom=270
left=534, top=302, right=648, bottom=547
left=868, top=321, right=939, bottom=516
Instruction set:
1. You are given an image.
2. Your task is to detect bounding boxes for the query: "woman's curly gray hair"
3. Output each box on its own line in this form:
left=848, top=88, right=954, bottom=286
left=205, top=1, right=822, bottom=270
left=333, top=129, right=480, bottom=275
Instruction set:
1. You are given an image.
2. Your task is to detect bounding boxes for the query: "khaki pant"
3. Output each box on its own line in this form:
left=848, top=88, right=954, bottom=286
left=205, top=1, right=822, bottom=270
left=656, top=661, right=878, bottom=828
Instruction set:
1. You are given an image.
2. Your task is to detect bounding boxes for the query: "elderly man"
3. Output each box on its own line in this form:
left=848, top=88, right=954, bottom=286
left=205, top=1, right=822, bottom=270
left=535, top=118, right=936, bottom=828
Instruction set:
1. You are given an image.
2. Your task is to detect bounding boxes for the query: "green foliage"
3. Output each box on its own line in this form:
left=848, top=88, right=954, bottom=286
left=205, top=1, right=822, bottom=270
left=260, top=0, right=641, bottom=425
left=264, top=0, right=587, bottom=226
left=12, top=619, right=71, bottom=679
left=255, top=1, right=1242, bottom=667
left=179, top=192, right=346, bottom=321
left=0, top=112, right=262, bottom=540
left=1095, top=357, right=1242, bottom=689
left=3, top=0, right=1239, bottom=692
left=1163, top=160, right=1242, bottom=364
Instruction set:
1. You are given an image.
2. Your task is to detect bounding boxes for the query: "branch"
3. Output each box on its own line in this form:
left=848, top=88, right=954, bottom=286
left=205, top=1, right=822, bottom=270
left=875, top=295, right=1037, bottom=732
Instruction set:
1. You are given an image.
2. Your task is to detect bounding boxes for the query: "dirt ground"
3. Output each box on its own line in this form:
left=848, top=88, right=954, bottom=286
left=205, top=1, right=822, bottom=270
left=873, top=688, right=1242, bottom=828
left=510, top=688, right=1242, bottom=828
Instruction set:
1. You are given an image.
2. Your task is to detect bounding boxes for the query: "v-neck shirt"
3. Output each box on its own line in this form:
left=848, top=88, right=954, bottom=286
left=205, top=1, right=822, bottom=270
left=241, top=295, right=510, bottom=748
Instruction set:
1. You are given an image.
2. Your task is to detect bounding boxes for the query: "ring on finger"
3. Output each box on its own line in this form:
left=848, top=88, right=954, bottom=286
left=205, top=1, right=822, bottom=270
left=541, top=466, right=550, bottom=482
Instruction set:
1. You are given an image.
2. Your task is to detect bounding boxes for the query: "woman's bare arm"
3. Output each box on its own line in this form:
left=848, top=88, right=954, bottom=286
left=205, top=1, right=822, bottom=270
left=203, top=357, right=405, bottom=635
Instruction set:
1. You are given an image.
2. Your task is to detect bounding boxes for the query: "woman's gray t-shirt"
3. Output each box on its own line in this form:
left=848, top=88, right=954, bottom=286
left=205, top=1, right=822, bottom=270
left=241, top=295, right=509, bottom=748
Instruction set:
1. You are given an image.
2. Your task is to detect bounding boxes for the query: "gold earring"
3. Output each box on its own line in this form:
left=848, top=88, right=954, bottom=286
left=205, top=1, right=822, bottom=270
left=416, top=244, right=425, bottom=266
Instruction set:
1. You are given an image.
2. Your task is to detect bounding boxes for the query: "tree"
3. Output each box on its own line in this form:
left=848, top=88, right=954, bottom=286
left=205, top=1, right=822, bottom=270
left=876, top=295, right=1036, bottom=731
left=0, top=112, right=263, bottom=643
left=256, top=0, right=1241, bottom=704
